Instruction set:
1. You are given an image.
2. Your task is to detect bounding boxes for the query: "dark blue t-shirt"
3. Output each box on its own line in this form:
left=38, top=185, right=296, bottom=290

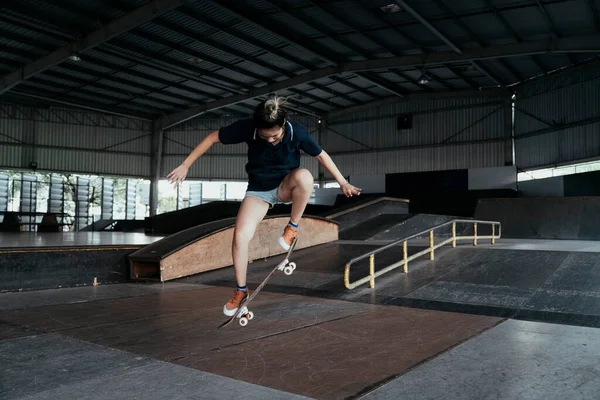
left=218, top=119, right=322, bottom=191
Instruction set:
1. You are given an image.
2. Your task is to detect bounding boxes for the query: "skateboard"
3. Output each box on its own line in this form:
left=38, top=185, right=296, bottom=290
left=218, top=237, right=298, bottom=329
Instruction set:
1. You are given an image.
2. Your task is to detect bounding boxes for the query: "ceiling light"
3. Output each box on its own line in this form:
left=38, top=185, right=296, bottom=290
left=380, top=4, right=402, bottom=14
left=417, top=70, right=431, bottom=85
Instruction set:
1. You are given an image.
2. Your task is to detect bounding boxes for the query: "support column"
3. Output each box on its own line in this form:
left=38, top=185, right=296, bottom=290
left=318, top=118, right=326, bottom=186
left=22, top=108, right=37, bottom=170
left=504, top=96, right=515, bottom=166
left=149, top=121, right=164, bottom=216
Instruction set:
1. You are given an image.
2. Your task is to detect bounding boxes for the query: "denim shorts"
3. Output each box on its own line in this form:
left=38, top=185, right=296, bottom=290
left=245, top=186, right=291, bottom=208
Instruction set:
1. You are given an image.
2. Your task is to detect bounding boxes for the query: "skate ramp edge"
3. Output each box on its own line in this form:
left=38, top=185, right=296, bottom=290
left=328, top=196, right=410, bottom=232
left=365, top=213, right=472, bottom=241
left=128, top=215, right=338, bottom=282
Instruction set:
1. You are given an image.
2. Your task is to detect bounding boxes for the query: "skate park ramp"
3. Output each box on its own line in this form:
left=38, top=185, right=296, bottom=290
left=324, top=195, right=473, bottom=241
left=474, top=196, right=600, bottom=240
left=128, top=215, right=338, bottom=282
left=143, top=197, right=375, bottom=235
left=127, top=195, right=409, bottom=283
left=340, top=213, right=473, bottom=241
left=327, top=196, right=410, bottom=232
left=144, top=201, right=245, bottom=234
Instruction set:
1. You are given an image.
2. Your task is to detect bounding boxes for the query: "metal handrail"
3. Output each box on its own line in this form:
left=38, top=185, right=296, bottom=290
left=344, top=219, right=501, bottom=290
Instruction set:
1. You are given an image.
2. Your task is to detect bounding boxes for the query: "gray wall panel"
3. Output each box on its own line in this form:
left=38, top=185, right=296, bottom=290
left=36, top=149, right=149, bottom=177
left=325, top=96, right=507, bottom=174
left=327, top=141, right=505, bottom=177
left=0, top=104, right=151, bottom=177
left=327, top=99, right=504, bottom=153
left=0, top=115, right=24, bottom=167
left=515, top=62, right=600, bottom=169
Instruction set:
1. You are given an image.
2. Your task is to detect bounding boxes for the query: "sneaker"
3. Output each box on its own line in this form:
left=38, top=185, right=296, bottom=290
left=279, top=224, right=297, bottom=250
left=223, top=289, right=248, bottom=316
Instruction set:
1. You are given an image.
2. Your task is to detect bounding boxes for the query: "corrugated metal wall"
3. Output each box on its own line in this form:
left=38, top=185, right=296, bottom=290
left=0, top=104, right=152, bottom=177
left=515, top=62, right=600, bottom=169
left=325, top=96, right=508, bottom=177
left=163, top=114, right=321, bottom=180
left=0, top=116, right=23, bottom=167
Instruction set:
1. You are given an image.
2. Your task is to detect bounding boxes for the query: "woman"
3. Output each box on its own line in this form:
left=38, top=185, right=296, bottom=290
left=167, top=95, right=361, bottom=316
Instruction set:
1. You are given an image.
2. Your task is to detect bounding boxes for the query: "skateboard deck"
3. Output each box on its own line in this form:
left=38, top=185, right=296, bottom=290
left=218, top=237, right=298, bottom=329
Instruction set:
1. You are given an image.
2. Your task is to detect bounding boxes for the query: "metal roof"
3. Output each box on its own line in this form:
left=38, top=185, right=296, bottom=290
left=0, top=0, right=599, bottom=125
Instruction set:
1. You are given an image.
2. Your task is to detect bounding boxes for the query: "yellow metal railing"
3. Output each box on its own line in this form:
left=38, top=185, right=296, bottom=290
left=344, top=219, right=501, bottom=290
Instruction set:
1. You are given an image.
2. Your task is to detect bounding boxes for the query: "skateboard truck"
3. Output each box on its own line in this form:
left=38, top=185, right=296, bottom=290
left=237, top=306, right=254, bottom=327
left=278, top=258, right=297, bottom=276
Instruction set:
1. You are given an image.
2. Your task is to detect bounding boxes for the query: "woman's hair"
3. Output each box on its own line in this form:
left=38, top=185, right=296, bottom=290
left=253, top=94, right=287, bottom=129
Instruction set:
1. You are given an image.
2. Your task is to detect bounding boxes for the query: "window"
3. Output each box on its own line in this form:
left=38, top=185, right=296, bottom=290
left=518, top=159, right=600, bottom=181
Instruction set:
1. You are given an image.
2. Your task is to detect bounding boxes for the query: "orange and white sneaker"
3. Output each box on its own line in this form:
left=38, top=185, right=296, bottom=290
left=279, top=223, right=297, bottom=250
left=223, top=289, right=248, bottom=316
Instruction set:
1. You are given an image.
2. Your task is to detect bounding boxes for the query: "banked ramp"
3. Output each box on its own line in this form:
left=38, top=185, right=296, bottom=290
left=128, top=215, right=338, bottom=282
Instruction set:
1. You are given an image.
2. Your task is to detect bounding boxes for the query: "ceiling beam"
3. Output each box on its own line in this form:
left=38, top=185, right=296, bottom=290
left=534, top=0, right=577, bottom=65
left=150, top=18, right=350, bottom=109
left=157, top=34, right=600, bottom=130
left=354, top=0, right=468, bottom=90
left=392, top=0, right=503, bottom=86
left=445, top=65, right=479, bottom=89
left=430, top=0, right=523, bottom=83
left=209, top=1, right=404, bottom=98
left=0, top=0, right=187, bottom=95
left=326, top=88, right=511, bottom=120
left=280, top=0, right=407, bottom=97
left=8, top=90, right=152, bottom=120
left=482, top=0, right=548, bottom=75
left=178, top=6, right=370, bottom=104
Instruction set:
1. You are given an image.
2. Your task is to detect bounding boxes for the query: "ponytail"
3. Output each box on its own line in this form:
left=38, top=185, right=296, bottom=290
left=253, top=94, right=287, bottom=129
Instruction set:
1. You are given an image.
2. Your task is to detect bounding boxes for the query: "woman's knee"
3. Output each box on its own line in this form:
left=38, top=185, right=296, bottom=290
left=290, top=168, right=314, bottom=187
left=233, top=197, right=268, bottom=247
left=233, top=226, right=254, bottom=248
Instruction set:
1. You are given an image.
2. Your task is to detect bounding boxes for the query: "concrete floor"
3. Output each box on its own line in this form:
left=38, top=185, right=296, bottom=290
left=0, top=284, right=500, bottom=400
left=362, top=319, right=600, bottom=400
left=2, top=238, right=600, bottom=399
left=0, top=232, right=163, bottom=249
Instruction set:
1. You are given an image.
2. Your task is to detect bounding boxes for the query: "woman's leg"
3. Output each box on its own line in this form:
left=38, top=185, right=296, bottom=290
left=277, top=168, right=314, bottom=249
left=278, top=168, right=315, bottom=223
left=224, top=195, right=270, bottom=316
left=232, top=195, right=270, bottom=287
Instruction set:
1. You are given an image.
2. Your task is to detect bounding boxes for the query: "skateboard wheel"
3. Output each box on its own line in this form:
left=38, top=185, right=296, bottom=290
left=247, top=311, right=254, bottom=320
left=284, top=262, right=296, bottom=275
left=239, top=317, right=248, bottom=326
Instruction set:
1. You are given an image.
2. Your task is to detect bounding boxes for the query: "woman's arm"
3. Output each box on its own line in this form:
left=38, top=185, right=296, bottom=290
left=315, top=150, right=362, bottom=197
left=181, top=130, right=220, bottom=167
left=167, top=130, right=220, bottom=185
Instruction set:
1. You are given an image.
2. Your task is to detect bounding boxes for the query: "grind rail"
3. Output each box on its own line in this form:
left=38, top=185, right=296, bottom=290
left=344, top=219, right=501, bottom=290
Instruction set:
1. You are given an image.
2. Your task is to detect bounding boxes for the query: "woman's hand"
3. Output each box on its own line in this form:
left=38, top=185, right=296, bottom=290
left=341, top=182, right=361, bottom=197
left=167, top=164, right=189, bottom=186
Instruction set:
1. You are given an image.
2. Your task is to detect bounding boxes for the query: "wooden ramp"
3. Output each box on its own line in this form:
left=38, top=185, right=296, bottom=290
left=128, top=215, right=338, bottom=282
